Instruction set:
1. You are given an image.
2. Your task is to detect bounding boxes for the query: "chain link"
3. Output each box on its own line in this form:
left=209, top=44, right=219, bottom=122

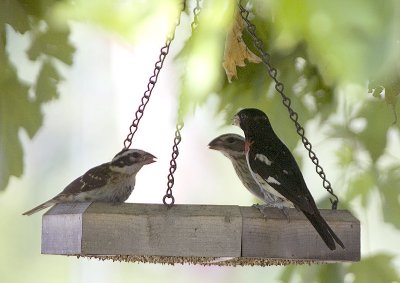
left=238, top=4, right=339, bottom=210
left=163, top=118, right=183, bottom=207
left=123, top=3, right=184, bottom=150
left=163, top=0, right=202, bottom=207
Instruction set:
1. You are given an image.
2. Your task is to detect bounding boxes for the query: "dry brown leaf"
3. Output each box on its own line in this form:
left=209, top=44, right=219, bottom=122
left=222, top=11, right=262, bottom=83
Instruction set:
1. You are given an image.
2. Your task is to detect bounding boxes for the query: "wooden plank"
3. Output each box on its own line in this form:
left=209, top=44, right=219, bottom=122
left=81, top=203, right=241, bottom=257
left=42, top=202, right=92, bottom=255
left=41, top=203, right=360, bottom=262
left=240, top=207, right=360, bottom=261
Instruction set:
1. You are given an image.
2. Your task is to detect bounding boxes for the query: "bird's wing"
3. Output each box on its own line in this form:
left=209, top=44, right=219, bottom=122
left=248, top=142, right=316, bottom=214
left=58, top=163, right=112, bottom=195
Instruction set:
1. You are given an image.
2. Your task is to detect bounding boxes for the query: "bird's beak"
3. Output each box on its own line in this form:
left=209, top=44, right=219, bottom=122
left=208, top=139, right=219, bottom=150
left=232, top=114, right=240, bottom=127
left=144, top=153, right=157, bottom=164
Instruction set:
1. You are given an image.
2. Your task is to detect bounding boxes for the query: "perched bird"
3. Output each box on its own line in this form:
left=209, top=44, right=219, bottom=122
left=233, top=108, right=344, bottom=250
left=22, top=149, right=156, bottom=216
left=208, top=133, right=292, bottom=210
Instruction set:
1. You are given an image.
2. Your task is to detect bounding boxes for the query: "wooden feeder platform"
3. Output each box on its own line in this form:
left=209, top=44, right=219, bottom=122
left=41, top=202, right=360, bottom=266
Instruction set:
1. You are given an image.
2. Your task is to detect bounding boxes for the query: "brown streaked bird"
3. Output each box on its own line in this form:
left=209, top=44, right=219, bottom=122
left=22, top=149, right=156, bottom=216
left=208, top=133, right=293, bottom=210
left=233, top=108, right=344, bottom=250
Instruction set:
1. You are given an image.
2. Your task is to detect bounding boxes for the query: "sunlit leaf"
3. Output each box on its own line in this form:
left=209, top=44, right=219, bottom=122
left=335, top=143, right=354, bottom=167
left=178, top=0, right=235, bottom=117
left=268, top=0, right=395, bottom=84
left=349, top=254, right=400, bottom=283
left=369, top=75, right=400, bottom=124
left=222, top=10, right=261, bottom=83
left=51, top=0, right=182, bottom=43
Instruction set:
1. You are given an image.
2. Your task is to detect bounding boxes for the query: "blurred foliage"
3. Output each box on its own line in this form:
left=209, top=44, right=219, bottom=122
left=281, top=254, right=400, bottom=283
left=50, top=0, right=183, bottom=43
left=1, top=0, right=400, bottom=282
left=0, top=0, right=75, bottom=191
left=179, top=1, right=400, bottom=282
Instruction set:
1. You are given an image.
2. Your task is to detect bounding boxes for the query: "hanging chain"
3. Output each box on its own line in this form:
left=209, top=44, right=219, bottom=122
left=163, top=0, right=202, bottom=207
left=163, top=116, right=183, bottom=207
left=123, top=3, right=184, bottom=149
left=238, top=4, right=339, bottom=210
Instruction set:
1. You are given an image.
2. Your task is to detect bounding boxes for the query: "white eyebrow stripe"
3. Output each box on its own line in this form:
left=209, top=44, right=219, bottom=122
left=266, top=176, right=281, bottom=185
left=255, top=154, right=272, bottom=166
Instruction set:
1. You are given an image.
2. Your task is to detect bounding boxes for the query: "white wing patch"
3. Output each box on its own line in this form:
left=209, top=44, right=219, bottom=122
left=252, top=173, right=288, bottom=201
left=255, top=154, right=272, bottom=166
left=266, top=176, right=281, bottom=185
left=246, top=152, right=290, bottom=204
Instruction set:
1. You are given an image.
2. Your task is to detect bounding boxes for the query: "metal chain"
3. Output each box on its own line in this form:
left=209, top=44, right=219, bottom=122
left=123, top=3, right=184, bottom=149
left=163, top=117, right=183, bottom=207
left=238, top=4, right=339, bottom=210
left=163, top=0, right=202, bottom=207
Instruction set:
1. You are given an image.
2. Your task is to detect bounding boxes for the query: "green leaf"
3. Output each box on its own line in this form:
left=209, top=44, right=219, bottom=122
left=35, top=60, right=63, bottom=103
left=335, top=143, right=354, bottom=167
left=346, top=170, right=376, bottom=207
left=0, top=55, right=43, bottom=191
left=280, top=265, right=297, bottom=283
left=317, top=264, right=346, bottom=283
left=379, top=166, right=400, bottom=229
left=0, top=0, right=30, bottom=33
left=349, top=254, right=400, bottom=283
left=280, top=264, right=345, bottom=283
left=27, top=26, right=75, bottom=65
left=356, top=100, right=395, bottom=162
left=177, top=0, right=235, bottom=118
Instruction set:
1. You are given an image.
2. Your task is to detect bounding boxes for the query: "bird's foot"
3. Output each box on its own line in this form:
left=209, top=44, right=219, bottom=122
left=252, top=203, right=291, bottom=222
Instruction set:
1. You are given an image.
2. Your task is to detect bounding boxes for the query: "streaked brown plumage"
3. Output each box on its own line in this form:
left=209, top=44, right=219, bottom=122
left=208, top=133, right=292, bottom=209
left=22, top=149, right=156, bottom=215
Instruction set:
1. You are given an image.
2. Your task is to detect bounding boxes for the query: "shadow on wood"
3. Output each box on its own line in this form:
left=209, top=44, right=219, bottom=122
left=41, top=202, right=360, bottom=265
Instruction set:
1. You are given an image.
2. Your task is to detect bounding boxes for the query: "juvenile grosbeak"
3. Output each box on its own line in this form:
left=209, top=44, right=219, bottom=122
left=208, top=133, right=292, bottom=210
left=22, top=149, right=156, bottom=215
left=233, top=108, right=344, bottom=250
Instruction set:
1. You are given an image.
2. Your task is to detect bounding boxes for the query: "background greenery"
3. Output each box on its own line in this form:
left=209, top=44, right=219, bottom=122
left=1, top=0, right=400, bottom=282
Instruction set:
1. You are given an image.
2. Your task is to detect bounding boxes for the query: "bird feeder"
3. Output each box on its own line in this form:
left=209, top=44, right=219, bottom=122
left=40, top=2, right=360, bottom=265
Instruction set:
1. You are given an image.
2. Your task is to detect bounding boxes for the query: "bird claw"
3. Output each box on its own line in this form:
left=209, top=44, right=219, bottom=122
left=253, top=203, right=291, bottom=222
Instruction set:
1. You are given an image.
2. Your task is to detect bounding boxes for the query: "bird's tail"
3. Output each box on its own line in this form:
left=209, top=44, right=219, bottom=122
left=303, top=211, right=345, bottom=250
left=22, top=200, right=56, bottom=216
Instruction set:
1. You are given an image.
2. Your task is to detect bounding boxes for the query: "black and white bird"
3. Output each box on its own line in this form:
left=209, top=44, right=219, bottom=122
left=233, top=108, right=344, bottom=250
left=22, top=149, right=156, bottom=216
left=208, top=133, right=293, bottom=210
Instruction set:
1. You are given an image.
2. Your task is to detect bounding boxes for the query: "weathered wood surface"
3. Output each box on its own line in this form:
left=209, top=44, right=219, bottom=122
left=42, top=203, right=242, bottom=257
left=41, top=203, right=360, bottom=262
left=241, top=207, right=359, bottom=261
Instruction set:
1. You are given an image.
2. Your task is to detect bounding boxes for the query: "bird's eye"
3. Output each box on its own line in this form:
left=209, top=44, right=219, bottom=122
left=131, top=152, right=140, bottom=158
left=226, top=137, right=235, bottom=143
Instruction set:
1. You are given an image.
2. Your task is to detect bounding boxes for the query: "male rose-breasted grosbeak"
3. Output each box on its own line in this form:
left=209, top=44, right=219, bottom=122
left=233, top=108, right=344, bottom=250
left=22, top=149, right=156, bottom=216
left=208, top=133, right=292, bottom=210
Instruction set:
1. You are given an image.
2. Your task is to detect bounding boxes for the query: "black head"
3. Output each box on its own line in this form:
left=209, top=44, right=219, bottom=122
left=111, top=149, right=156, bottom=171
left=233, top=108, right=272, bottom=137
